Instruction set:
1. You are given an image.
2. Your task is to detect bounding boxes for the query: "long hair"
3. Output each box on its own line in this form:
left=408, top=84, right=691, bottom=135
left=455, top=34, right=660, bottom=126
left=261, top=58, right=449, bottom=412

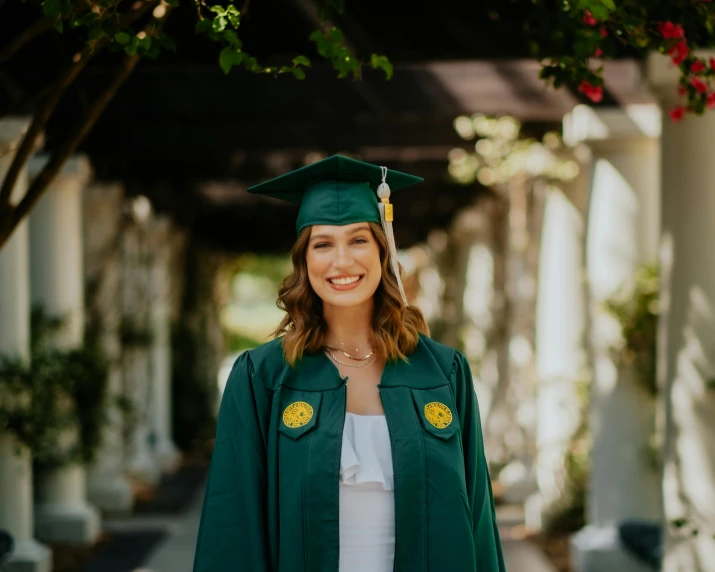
left=273, top=222, right=429, bottom=366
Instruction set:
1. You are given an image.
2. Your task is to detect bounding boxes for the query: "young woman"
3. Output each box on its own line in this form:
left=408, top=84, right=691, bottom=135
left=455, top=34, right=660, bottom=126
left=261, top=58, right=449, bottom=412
left=193, top=155, right=505, bottom=572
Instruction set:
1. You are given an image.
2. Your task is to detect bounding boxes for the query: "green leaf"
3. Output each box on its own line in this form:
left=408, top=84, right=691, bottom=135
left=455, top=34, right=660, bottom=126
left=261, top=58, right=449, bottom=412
left=165, top=0, right=180, bottom=6
left=213, top=15, right=227, bottom=33
left=125, top=37, right=139, bottom=56
left=53, top=18, right=63, bottom=33
left=137, top=35, right=152, bottom=51
left=195, top=19, right=212, bottom=33
left=370, top=54, right=393, bottom=79
left=88, top=25, right=105, bottom=41
left=157, top=34, right=177, bottom=51
left=223, top=29, right=242, bottom=48
left=43, top=0, right=62, bottom=19
left=209, top=5, right=225, bottom=15
left=327, top=27, right=344, bottom=44
left=114, top=31, right=131, bottom=45
left=293, top=67, right=306, bottom=80
left=219, top=47, right=245, bottom=74
left=292, top=55, right=311, bottom=67
left=226, top=5, right=240, bottom=28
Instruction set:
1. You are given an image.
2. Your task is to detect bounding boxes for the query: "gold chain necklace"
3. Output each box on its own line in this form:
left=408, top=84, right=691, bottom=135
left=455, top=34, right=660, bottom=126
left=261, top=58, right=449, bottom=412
left=326, top=349, right=375, bottom=368
left=324, top=346, right=375, bottom=361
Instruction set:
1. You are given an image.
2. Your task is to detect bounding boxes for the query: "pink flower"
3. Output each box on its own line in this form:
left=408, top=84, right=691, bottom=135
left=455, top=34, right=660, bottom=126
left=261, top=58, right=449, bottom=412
left=678, top=84, right=687, bottom=96
left=709, top=57, right=715, bottom=70
left=691, top=60, right=706, bottom=73
left=583, top=11, right=597, bottom=26
left=690, top=77, right=708, bottom=93
left=669, top=106, right=686, bottom=121
left=600, top=26, right=608, bottom=38
left=707, top=92, right=715, bottom=109
left=669, top=41, right=690, bottom=65
left=658, top=21, right=685, bottom=40
left=578, top=80, right=603, bottom=103
left=594, top=46, right=602, bottom=57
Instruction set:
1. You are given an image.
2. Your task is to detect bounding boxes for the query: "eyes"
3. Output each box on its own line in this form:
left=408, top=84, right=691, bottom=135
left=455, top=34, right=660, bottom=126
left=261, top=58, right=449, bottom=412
left=313, top=237, right=370, bottom=249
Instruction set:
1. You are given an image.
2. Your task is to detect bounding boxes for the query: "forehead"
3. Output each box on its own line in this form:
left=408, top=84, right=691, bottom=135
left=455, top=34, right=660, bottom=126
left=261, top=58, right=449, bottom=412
left=309, top=223, right=371, bottom=239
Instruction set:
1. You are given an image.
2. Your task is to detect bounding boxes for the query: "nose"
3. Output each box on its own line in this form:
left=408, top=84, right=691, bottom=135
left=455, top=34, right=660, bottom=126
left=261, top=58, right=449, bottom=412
left=333, top=243, right=353, bottom=269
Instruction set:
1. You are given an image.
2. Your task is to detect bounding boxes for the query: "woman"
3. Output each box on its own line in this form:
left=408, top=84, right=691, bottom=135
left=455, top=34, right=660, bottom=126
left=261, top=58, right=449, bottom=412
left=193, top=155, right=505, bottom=572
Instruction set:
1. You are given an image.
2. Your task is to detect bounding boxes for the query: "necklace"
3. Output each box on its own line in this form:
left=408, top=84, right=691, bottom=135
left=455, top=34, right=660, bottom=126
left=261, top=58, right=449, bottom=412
left=326, top=349, right=375, bottom=368
left=327, top=339, right=372, bottom=355
left=324, top=346, right=375, bottom=361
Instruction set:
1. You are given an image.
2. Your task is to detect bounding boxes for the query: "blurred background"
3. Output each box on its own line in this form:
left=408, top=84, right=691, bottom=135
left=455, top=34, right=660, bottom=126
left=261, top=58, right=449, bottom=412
left=2, top=1, right=714, bottom=571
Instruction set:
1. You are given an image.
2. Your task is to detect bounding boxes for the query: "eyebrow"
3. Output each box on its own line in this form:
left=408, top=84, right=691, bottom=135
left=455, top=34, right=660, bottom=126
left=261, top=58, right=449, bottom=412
left=310, top=225, right=371, bottom=241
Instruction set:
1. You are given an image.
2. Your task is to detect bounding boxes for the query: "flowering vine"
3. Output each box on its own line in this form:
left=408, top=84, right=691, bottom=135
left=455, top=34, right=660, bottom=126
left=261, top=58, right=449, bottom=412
left=530, top=0, right=715, bottom=121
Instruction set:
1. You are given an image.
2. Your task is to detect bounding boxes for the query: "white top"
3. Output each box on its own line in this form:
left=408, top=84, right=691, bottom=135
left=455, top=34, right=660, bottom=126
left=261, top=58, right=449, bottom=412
left=339, top=413, right=395, bottom=572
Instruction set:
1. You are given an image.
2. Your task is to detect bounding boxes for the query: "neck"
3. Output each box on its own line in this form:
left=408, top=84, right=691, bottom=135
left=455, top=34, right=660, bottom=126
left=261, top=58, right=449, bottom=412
left=323, top=299, right=374, bottom=349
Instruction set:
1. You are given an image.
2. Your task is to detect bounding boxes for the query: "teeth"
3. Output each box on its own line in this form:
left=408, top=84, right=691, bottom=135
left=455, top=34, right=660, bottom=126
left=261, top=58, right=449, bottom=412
left=330, top=276, right=360, bottom=285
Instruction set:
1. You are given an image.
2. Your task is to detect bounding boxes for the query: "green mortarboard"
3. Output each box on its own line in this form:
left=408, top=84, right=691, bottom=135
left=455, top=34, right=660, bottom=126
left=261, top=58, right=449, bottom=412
left=246, top=155, right=423, bottom=234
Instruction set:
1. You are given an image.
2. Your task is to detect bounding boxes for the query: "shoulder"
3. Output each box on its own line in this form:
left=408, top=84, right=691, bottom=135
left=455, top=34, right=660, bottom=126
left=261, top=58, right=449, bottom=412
left=242, top=337, right=287, bottom=391
left=415, top=333, right=461, bottom=376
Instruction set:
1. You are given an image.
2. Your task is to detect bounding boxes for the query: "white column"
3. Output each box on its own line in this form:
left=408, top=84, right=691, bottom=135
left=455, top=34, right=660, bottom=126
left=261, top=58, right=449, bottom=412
left=565, top=105, right=662, bottom=572
left=83, top=183, right=134, bottom=514
left=148, top=216, right=179, bottom=473
left=0, top=119, right=52, bottom=572
left=649, top=52, right=715, bottom=571
left=534, top=183, right=588, bottom=527
left=29, top=154, right=100, bottom=545
left=122, top=204, right=161, bottom=485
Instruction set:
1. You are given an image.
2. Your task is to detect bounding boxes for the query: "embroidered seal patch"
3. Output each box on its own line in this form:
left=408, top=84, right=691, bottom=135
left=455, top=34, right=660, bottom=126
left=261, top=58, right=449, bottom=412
left=424, top=402, right=453, bottom=429
left=283, top=401, right=314, bottom=428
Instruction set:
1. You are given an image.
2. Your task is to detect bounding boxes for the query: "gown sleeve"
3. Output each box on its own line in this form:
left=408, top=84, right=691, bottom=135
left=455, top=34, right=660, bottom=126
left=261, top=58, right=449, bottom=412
left=452, top=351, right=506, bottom=572
left=193, top=351, right=271, bottom=572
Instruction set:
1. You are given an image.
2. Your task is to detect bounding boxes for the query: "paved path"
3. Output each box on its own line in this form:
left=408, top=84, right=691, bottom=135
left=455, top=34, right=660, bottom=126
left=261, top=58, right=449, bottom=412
left=130, top=482, right=557, bottom=572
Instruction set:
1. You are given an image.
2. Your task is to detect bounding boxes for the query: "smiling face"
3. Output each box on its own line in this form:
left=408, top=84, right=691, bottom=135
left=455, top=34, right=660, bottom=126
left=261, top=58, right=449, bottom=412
left=305, top=222, right=382, bottom=309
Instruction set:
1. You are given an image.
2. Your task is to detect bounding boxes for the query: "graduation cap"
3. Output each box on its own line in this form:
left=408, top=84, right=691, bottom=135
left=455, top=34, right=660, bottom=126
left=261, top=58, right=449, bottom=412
left=247, top=155, right=424, bottom=306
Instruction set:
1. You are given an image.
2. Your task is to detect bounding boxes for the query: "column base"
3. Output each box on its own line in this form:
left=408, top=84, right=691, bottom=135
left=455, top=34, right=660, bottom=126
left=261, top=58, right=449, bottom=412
left=4, top=538, right=52, bottom=572
left=155, top=438, right=180, bottom=474
left=34, top=503, right=100, bottom=546
left=87, top=472, right=134, bottom=516
left=571, top=525, right=653, bottom=572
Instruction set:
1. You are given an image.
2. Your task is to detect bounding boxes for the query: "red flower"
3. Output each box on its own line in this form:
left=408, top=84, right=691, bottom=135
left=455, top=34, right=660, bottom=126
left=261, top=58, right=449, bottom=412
left=691, top=60, right=706, bottom=73
left=707, top=93, right=715, bottom=109
left=594, top=47, right=602, bottom=57
left=690, top=77, right=708, bottom=93
left=658, top=21, right=685, bottom=39
left=669, top=106, right=686, bottom=121
left=678, top=84, right=687, bottom=96
left=600, top=26, right=608, bottom=38
left=578, top=80, right=603, bottom=103
left=583, top=11, right=597, bottom=26
left=669, top=41, right=690, bottom=65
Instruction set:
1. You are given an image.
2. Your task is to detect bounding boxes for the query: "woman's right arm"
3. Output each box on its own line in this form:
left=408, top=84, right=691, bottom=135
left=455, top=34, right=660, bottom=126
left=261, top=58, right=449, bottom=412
left=193, top=351, right=271, bottom=572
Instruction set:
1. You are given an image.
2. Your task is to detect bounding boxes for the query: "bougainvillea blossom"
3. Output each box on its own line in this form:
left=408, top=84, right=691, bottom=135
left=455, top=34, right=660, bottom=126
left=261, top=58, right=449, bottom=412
left=578, top=80, right=603, bottom=103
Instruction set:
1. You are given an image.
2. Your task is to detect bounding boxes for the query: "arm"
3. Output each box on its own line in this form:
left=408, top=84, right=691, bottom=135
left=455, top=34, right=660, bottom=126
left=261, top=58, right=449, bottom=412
left=193, top=351, right=271, bottom=572
left=452, top=352, right=506, bottom=572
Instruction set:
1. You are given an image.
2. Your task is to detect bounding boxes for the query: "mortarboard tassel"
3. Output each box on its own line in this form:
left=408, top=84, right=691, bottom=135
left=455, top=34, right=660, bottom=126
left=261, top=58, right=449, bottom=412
left=377, top=166, right=409, bottom=307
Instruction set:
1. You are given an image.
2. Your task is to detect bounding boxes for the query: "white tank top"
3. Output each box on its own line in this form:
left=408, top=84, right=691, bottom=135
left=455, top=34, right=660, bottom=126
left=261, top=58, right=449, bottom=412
left=339, top=413, right=395, bottom=572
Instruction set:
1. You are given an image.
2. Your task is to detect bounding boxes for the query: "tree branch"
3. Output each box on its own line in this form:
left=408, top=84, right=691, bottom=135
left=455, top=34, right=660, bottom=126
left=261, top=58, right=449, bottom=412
left=0, top=0, right=89, bottom=65
left=0, top=0, right=158, bottom=207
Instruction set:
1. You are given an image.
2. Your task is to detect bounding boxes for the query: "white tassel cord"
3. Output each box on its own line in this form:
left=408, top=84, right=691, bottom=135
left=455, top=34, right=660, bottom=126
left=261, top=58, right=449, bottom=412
left=378, top=202, right=409, bottom=307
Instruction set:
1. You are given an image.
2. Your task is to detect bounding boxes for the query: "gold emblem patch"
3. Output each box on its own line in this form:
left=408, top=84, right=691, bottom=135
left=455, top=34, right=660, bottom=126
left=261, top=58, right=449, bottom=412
left=424, top=402, right=453, bottom=429
left=283, top=401, right=314, bottom=428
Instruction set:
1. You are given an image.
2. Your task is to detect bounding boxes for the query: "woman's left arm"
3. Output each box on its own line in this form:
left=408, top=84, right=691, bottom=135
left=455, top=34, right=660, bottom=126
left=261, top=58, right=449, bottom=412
left=452, top=351, right=507, bottom=572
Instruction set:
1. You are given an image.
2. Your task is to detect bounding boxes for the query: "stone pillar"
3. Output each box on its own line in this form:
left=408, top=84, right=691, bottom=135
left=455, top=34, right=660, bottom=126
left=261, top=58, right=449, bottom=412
left=565, top=105, right=662, bottom=571
left=148, top=217, right=179, bottom=473
left=122, top=201, right=161, bottom=485
left=649, top=52, right=715, bottom=571
left=28, top=154, right=101, bottom=545
left=83, top=183, right=134, bottom=514
left=0, top=119, right=52, bottom=572
left=534, top=182, right=588, bottom=527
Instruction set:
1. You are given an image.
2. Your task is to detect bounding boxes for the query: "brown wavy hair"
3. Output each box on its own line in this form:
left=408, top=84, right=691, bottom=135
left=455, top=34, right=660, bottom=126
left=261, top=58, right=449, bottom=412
left=273, top=222, right=429, bottom=366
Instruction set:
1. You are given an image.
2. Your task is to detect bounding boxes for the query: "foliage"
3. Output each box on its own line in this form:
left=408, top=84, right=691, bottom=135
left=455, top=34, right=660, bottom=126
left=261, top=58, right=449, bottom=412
left=0, top=308, right=110, bottom=469
left=603, top=263, right=660, bottom=397
left=448, top=114, right=579, bottom=187
left=528, top=0, right=715, bottom=119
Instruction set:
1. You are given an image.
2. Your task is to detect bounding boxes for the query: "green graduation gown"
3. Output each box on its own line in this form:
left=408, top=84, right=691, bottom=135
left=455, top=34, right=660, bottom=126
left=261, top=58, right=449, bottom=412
left=193, top=334, right=506, bottom=572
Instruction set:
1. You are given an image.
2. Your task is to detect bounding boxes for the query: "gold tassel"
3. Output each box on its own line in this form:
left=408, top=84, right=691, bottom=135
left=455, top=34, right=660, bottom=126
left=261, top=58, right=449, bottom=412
left=378, top=167, right=408, bottom=307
